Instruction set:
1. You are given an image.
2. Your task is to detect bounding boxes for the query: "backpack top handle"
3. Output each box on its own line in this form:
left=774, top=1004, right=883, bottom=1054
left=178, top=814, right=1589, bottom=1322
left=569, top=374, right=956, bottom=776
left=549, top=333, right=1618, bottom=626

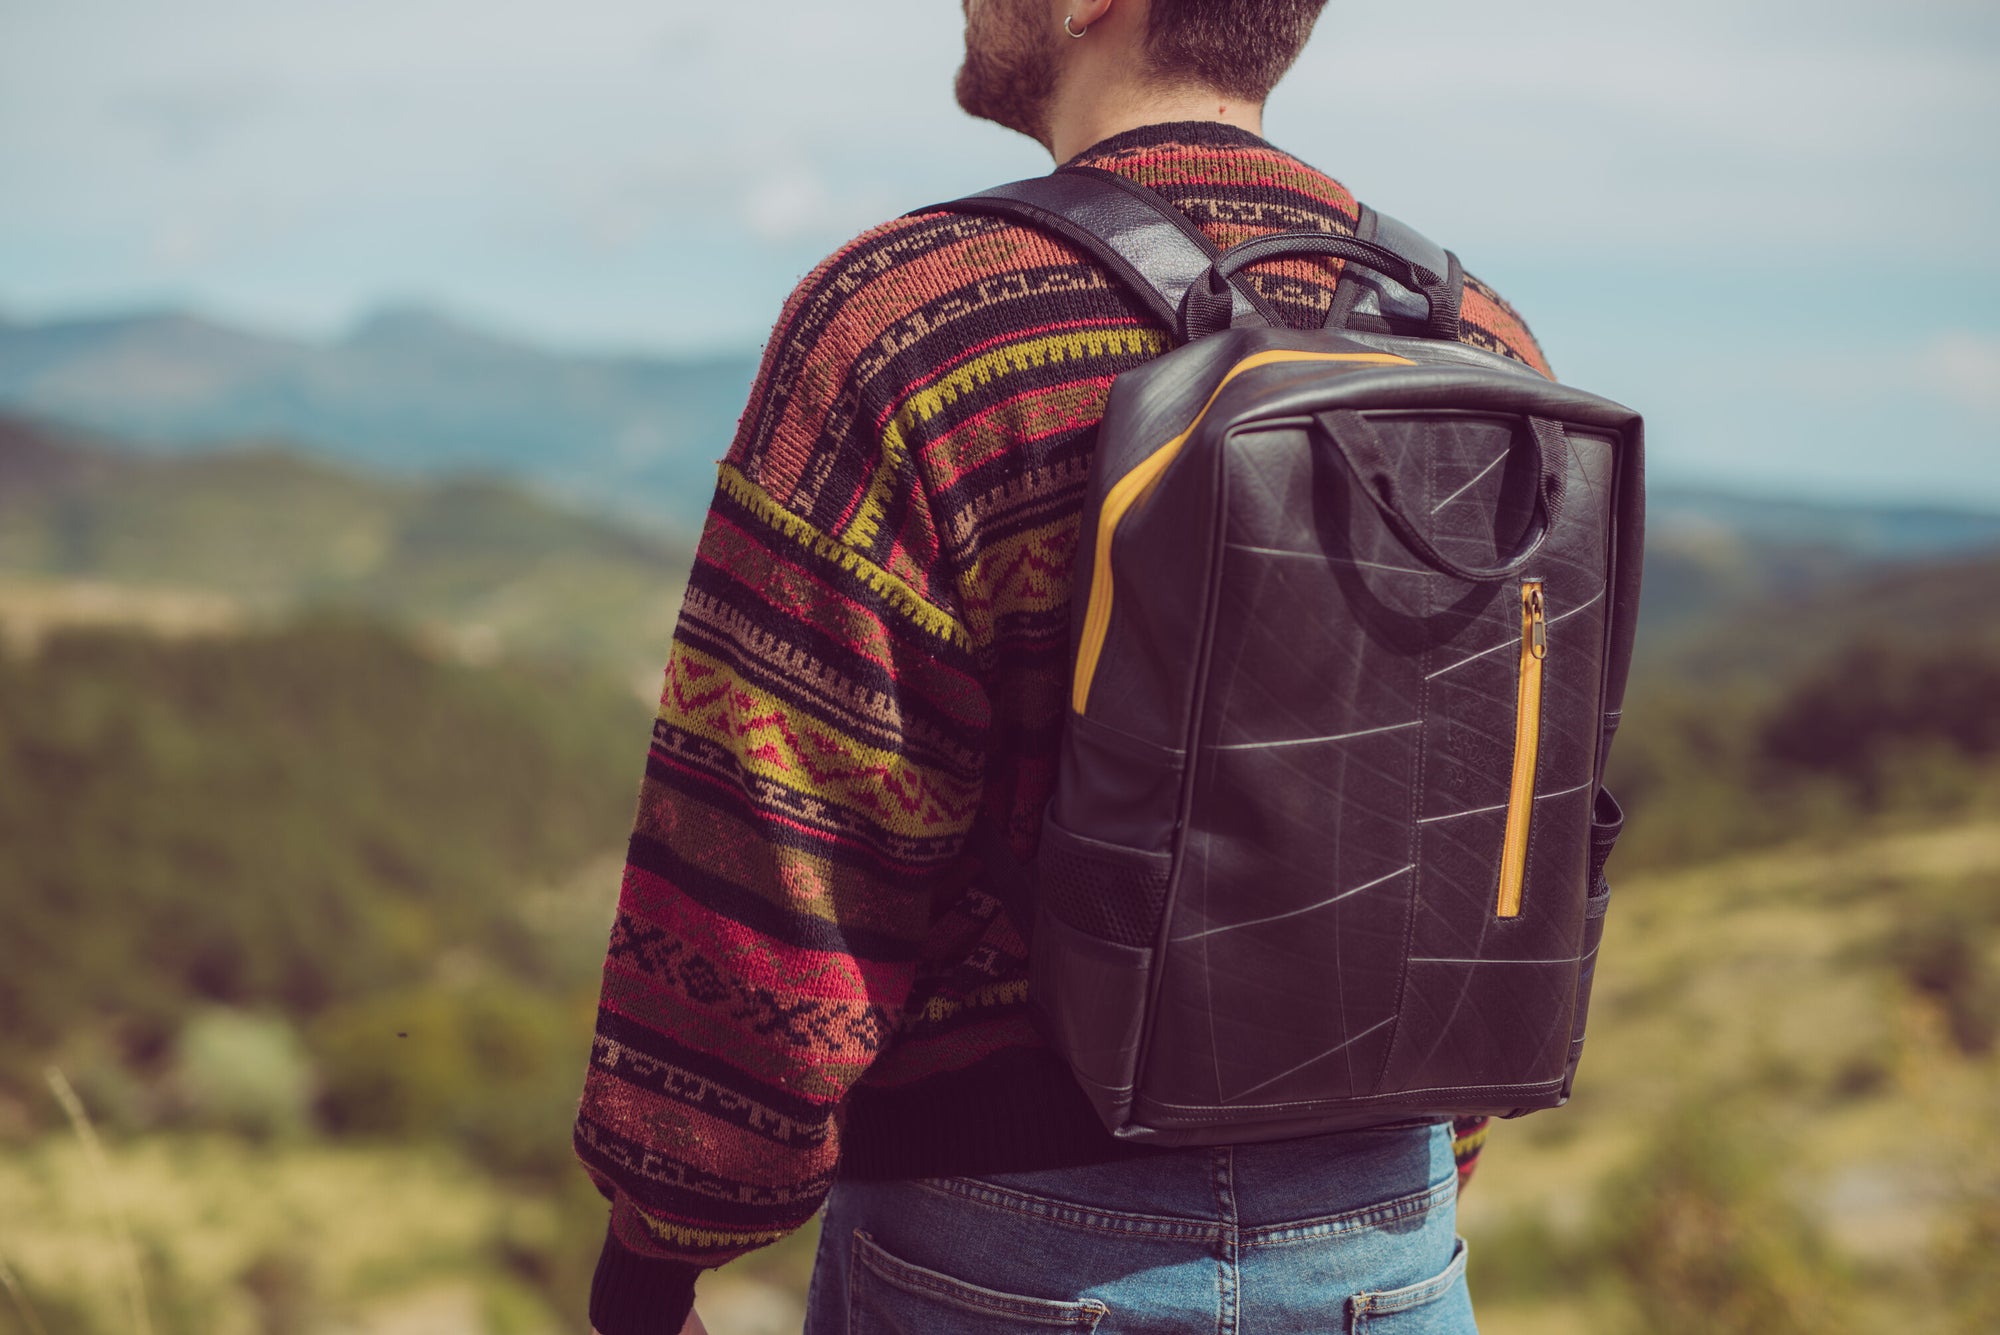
left=1313, top=409, right=1567, bottom=583
left=1180, top=232, right=1464, bottom=343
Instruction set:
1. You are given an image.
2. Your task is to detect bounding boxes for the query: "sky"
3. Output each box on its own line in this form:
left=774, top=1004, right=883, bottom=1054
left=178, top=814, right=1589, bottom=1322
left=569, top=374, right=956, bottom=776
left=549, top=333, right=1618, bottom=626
left=2, top=0, right=1998, bottom=505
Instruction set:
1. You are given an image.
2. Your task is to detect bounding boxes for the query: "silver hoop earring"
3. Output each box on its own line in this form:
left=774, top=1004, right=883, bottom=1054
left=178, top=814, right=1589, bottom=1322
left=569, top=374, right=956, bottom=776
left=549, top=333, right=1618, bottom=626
left=1064, top=14, right=1088, bottom=38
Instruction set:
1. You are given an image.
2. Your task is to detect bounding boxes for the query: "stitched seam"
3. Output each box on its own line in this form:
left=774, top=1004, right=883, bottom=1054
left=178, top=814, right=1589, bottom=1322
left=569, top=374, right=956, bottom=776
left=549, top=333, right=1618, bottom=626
left=1352, top=1237, right=1469, bottom=1314
left=1212, top=1147, right=1238, bottom=1335
left=851, top=1231, right=1107, bottom=1326
left=1239, top=1176, right=1457, bottom=1248
left=914, top=1178, right=1223, bottom=1240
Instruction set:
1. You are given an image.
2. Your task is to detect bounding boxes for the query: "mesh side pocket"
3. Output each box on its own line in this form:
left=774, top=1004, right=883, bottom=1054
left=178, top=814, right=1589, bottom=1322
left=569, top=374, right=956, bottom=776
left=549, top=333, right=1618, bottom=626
left=1037, top=814, right=1171, bottom=950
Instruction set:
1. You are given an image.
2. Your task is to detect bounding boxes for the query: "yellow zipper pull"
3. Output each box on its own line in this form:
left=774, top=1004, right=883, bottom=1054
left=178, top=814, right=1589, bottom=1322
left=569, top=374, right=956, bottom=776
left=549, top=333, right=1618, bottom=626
left=1497, top=580, right=1547, bottom=919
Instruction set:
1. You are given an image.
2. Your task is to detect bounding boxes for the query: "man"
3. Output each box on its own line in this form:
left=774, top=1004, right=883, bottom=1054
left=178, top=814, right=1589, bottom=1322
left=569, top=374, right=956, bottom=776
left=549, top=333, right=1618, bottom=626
left=576, top=2, right=1551, bottom=1331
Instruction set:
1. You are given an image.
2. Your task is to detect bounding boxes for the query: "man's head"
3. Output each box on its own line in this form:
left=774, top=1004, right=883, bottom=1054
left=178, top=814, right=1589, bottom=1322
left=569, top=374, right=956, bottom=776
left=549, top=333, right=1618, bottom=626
left=955, top=0, right=1329, bottom=151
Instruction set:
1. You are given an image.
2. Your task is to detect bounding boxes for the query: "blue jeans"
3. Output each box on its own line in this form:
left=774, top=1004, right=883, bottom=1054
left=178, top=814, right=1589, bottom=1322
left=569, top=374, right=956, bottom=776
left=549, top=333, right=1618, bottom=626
left=804, top=1120, right=1476, bottom=1334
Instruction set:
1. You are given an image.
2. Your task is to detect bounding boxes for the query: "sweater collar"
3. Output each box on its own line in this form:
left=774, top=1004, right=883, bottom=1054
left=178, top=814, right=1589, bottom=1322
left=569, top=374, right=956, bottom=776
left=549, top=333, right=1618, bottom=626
left=1063, top=119, right=1277, bottom=167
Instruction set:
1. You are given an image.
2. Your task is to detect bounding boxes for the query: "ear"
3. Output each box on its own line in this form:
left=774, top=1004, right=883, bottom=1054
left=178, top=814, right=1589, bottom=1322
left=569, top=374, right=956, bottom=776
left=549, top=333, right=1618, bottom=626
left=1066, top=0, right=1120, bottom=35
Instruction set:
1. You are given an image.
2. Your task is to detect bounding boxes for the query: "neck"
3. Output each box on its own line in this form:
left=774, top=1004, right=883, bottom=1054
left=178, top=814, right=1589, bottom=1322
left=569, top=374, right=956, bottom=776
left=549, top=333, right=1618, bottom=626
left=1048, top=84, right=1264, bottom=164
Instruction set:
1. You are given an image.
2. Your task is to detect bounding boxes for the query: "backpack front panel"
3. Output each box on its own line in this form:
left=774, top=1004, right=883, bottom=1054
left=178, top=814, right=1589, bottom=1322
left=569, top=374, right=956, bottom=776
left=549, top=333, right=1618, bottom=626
left=1131, top=395, right=1627, bottom=1129
left=1030, top=330, right=1642, bottom=1141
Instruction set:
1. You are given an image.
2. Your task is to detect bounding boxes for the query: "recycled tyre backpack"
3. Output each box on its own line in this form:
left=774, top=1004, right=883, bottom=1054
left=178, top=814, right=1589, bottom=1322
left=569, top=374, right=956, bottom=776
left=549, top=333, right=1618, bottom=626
left=925, top=167, right=1644, bottom=1146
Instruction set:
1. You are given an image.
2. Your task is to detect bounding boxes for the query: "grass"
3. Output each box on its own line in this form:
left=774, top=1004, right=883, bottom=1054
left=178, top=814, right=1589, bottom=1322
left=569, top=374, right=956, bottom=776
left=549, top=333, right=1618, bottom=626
left=43, top=1068, right=151, bottom=1335
left=0, top=1253, right=54, bottom=1335
left=0, top=1132, right=570, bottom=1335
left=1458, top=808, right=2000, bottom=1333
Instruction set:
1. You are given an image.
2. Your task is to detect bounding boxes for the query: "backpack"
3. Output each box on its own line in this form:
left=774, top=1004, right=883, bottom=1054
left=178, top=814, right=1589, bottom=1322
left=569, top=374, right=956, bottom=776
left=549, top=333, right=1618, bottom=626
left=924, top=166, right=1645, bottom=1146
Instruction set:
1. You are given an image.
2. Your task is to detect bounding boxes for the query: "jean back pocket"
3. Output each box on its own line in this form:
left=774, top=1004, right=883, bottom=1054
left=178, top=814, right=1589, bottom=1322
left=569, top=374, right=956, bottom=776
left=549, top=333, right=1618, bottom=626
left=849, top=1229, right=1108, bottom=1334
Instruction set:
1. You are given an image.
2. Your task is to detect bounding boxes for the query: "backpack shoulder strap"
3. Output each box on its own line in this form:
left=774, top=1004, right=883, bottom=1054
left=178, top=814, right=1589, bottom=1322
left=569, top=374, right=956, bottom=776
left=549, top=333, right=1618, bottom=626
left=913, top=165, right=1282, bottom=334
left=1326, top=202, right=1467, bottom=339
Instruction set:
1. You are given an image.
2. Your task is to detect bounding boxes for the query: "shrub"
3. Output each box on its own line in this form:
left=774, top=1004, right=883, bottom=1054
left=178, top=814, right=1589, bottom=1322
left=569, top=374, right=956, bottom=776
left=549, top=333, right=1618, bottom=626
left=171, top=1007, right=317, bottom=1140
left=312, top=979, right=592, bottom=1179
left=1595, top=1104, right=1855, bottom=1335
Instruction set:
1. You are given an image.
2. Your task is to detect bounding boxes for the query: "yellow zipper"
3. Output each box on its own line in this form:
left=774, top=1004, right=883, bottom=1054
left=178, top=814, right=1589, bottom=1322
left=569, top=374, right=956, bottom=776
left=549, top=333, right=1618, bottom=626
left=1069, top=349, right=1414, bottom=715
left=1496, top=581, right=1546, bottom=918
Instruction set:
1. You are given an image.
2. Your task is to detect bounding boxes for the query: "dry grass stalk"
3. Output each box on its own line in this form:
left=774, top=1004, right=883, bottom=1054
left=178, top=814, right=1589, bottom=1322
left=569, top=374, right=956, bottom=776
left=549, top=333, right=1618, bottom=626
left=44, top=1067, right=153, bottom=1335
left=0, top=1253, right=53, bottom=1335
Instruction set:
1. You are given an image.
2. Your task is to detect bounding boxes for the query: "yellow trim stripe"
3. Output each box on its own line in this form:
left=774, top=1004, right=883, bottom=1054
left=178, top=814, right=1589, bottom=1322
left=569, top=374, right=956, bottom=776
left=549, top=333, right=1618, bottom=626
left=847, top=326, right=1170, bottom=550
left=634, top=1213, right=798, bottom=1253
left=1071, top=350, right=1414, bottom=714
left=662, top=641, right=980, bottom=841
left=718, top=463, right=971, bottom=651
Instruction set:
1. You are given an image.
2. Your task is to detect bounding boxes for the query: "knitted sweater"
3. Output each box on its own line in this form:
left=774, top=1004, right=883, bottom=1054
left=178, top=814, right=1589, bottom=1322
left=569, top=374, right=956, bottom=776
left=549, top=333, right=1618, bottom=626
left=574, top=120, right=1552, bottom=1334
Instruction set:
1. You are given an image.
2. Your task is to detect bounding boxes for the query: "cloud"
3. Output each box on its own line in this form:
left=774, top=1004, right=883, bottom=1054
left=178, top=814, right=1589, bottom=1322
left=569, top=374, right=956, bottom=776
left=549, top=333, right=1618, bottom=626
left=1920, top=332, right=2000, bottom=418
left=1269, top=0, right=1999, bottom=260
left=115, top=81, right=276, bottom=156
left=1767, top=331, right=2000, bottom=418
left=743, top=169, right=833, bottom=245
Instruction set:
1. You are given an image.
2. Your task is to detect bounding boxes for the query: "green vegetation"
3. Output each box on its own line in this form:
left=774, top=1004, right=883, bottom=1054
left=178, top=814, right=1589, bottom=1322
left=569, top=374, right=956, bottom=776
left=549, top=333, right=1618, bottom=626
left=0, top=615, right=647, bottom=1098
left=1642, top=548, right=2000, bottom=685
left=1608, top=635, right=2000, bottom=871
left=0, top=615, right=660, bottom=1332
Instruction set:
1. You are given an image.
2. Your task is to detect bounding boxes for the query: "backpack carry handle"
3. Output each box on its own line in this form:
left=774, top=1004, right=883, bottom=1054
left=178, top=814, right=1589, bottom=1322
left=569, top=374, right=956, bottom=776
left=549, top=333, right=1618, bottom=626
left=1180, top=231, right=1463, bottom=343
left=1313, top=410, right=1568, bottom=582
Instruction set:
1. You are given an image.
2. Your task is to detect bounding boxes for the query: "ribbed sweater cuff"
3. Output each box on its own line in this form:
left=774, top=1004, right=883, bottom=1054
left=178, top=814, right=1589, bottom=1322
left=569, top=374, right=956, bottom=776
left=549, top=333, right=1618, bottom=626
left=588, top=1220, right=702, bottom=1335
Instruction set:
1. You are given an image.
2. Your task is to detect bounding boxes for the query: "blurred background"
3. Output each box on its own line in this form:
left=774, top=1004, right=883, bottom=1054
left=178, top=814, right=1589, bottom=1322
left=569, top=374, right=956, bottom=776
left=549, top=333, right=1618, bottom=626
left=2, top=1, right=1996, bottom=1332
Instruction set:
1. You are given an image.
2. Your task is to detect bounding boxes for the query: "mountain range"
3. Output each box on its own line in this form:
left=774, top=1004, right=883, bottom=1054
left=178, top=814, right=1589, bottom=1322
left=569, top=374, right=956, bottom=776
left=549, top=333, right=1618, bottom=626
left=0, top=305, right=759, bottom=530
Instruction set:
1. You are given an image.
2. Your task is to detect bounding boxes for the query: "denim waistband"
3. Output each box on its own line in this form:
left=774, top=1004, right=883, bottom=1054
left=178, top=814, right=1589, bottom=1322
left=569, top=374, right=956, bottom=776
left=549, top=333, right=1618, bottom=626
left=905, top=1119, right=1455, bottom=1238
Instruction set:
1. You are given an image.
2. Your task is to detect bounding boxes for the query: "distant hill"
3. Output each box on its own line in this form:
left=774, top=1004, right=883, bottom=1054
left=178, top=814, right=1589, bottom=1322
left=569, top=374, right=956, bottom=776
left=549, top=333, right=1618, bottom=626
left=0, top=305, right=758, bottom=528
left=1649, top=486, right=2000, bottom=561
left=1637, top=546, right=2000, bottom=686
left=0, top=413, right=696, bottom=691
left=1632, top=487, right=2000, bottom=650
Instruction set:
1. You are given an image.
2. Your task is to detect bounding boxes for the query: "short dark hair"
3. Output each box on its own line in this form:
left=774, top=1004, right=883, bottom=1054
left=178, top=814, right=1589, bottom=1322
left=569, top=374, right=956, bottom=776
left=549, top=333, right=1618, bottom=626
left=1144, top=0, right=1329, bottom=101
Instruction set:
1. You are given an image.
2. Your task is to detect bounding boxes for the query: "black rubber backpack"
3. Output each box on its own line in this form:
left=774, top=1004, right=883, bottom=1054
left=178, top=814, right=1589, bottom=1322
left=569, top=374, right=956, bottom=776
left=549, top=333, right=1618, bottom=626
left=929, top=167, right=1644, bottom=1146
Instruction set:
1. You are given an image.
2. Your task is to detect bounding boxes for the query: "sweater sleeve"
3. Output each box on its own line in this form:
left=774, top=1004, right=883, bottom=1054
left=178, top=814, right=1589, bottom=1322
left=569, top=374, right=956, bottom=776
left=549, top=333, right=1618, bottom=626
left=1450, top=1115, right=1491, bottom=1193
left=572, top=236, right=991, bottom=1334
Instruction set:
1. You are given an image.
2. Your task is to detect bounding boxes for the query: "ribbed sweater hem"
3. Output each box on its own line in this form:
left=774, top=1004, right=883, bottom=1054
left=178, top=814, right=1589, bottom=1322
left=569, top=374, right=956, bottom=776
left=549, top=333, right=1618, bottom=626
left=589, top=1222, right=701, bottom=1335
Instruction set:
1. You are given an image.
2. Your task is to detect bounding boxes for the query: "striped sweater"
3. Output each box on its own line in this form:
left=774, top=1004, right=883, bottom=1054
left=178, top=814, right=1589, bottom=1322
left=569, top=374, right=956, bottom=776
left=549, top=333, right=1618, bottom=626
left=574, top=119, right=1551, bottom=1334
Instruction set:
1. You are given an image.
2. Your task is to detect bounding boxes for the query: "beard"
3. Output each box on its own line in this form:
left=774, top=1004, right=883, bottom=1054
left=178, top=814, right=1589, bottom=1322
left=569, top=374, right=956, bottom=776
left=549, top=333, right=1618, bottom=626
left=954, top=0, right=1061, bottom=148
